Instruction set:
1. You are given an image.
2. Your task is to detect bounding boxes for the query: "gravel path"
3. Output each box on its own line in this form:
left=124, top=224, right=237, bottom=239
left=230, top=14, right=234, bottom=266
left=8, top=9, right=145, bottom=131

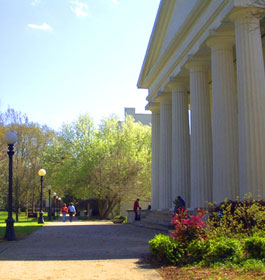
left=0, top=221, right=162, bottom=280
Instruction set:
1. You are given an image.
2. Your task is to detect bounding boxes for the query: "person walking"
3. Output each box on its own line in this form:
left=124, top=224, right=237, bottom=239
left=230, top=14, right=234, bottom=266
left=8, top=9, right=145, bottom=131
left=133, top=199, right=141, bottom=221
left=68, top=202, right=76, bottom=222
left=61, top=203, right=68, bottom=222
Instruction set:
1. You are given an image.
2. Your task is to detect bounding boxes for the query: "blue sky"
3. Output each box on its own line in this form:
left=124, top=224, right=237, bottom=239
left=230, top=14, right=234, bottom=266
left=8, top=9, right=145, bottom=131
left=0, top=0, right=160, bottom=130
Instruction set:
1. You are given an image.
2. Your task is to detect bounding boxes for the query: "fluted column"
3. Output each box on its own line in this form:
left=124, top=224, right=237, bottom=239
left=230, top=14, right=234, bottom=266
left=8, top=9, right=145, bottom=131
left=186, top=58, right=213, bottom=208
left=207, top=33, right=239, bottom=203
left=168, top=78, right=190, bottom=208
left=150, top=104, right=160, bottom=210
left=230, top=9, right=265, bottom=199
left=159, top=92, right=172, bottom=210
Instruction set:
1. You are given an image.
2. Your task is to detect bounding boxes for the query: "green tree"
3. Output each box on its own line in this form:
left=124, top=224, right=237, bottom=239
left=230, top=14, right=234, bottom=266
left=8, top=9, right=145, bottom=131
left=42, top=114, right=151, bottom=219
left=90, top=116, right=151, bottom=218
left=0, top=108, right=54, bottom=221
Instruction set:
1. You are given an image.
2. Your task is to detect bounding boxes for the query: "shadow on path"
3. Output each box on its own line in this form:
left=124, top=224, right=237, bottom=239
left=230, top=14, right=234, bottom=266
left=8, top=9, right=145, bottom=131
left=0, top=222, right=162, bottom=262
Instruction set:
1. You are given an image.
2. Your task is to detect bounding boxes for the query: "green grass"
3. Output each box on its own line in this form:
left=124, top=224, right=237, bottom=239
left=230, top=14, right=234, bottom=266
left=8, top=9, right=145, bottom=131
left=0, top=211, right=46, bottom=242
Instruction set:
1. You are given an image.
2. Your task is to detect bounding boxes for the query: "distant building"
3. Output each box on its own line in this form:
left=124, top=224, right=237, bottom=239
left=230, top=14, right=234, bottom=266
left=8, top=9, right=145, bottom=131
left=124, top=107, right=151, bottom=125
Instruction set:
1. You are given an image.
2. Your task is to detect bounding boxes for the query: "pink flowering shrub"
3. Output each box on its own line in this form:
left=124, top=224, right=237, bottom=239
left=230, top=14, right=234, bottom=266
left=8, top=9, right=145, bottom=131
left=170, top=208, right=207, bottom=244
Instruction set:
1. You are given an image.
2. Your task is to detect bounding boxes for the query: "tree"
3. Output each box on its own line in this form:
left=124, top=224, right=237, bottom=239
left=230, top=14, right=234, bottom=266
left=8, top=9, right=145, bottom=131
left=42, top=114, right=151, bottom=219
left=0, top=108, right=54, bottom=221
left=89, top=116, right=151, bottom=218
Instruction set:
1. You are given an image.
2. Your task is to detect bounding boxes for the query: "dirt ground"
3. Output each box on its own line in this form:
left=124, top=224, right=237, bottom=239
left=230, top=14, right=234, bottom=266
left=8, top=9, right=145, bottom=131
left=0, top=221, right=163, bottom=280
left=157, top=265, right=265, bottom=280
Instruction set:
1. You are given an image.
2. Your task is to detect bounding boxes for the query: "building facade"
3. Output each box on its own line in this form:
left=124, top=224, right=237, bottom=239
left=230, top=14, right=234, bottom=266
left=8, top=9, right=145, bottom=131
left=124, top=107, right=151, bottom=125
left=138, top=0, right=265, bottom=210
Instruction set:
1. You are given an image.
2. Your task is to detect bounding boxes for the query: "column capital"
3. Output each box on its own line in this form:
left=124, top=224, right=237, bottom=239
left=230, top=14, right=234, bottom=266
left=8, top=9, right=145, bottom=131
left=206, top=31, right=235, bottom=48
left=229, top=7, right=265, bottom=21
left=185, top=56, right=210, bottom=71
left=157, top=91, right=172, bottom=103
left=167, top=77, right=188, bottom=91
left=145, top=102, right=160, bottom=113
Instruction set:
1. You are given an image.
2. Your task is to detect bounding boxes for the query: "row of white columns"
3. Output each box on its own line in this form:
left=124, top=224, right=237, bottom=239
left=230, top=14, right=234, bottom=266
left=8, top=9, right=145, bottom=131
left=150, top=8, right=265, bottom=210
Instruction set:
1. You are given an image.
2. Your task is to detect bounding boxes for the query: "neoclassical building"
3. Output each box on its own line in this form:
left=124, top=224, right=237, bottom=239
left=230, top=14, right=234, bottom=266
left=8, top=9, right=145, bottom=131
left=137, top=0, right=265, bottom=210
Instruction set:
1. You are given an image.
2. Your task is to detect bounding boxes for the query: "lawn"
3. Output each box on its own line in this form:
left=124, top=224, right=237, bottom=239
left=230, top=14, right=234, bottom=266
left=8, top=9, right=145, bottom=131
left=0, top=211, right=45, bottom=241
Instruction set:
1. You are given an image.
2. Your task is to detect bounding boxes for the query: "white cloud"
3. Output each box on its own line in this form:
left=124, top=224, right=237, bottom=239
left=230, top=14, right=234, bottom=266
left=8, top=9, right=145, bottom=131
left=31, top=0, right=40, bottom=6
left=70, top=1, right=88, bottom=17
left=27, top=23, right=52, bottom=31
left=110, top=0, right=119, bottom=9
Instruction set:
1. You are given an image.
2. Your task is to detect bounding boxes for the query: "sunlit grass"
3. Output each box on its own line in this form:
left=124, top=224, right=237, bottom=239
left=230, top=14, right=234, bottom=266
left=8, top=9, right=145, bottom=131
left=0, top=211, right=46, bottom=241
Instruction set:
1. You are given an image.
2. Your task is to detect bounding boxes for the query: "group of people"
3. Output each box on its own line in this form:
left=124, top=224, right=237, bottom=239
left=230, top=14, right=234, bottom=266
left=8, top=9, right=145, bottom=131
left=61, top=202, right=76, bottom=222
left=133, top=195, right=186, bottom=221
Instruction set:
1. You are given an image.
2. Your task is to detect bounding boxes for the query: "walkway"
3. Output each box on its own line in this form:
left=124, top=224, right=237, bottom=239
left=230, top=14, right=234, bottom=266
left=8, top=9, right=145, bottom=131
left=0, top=220, right=162, bottom=280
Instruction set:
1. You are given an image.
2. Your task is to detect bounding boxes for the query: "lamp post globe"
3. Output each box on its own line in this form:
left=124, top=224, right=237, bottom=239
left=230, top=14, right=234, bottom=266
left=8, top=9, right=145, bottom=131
left=47, top=185, right=52, bottom=221
left=38, top=169, right=46, bottom=224
left=4, top=132, right=18, bottom=145
left=4, top=132, right=17, bottom=241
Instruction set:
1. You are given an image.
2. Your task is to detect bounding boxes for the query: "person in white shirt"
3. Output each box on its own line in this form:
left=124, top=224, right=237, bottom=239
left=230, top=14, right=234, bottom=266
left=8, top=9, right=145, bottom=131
left=68, top=202, right=76, bottom=222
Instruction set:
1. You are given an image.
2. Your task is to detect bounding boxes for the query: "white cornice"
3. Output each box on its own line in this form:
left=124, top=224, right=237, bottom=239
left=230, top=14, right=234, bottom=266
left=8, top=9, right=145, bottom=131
left=141, top=0, right=236, bottom=102
left=137, top=0, right=175, bottom=89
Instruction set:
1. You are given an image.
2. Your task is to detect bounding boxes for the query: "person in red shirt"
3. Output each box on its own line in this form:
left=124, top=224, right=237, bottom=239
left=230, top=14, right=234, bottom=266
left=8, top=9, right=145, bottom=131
left=61, top=203, right=68, bottom=222
left=133, top=199, right=141, bottom=221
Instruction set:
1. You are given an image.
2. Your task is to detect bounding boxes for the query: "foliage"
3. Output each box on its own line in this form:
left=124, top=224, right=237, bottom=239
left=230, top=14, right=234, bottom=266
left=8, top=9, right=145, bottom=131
left=149, top=202, right=265, bottom=271
left=244, top=235, right=265, bottom=260
left=186, top=239, right=209, bottom=264
left=170, top=208, right=207, bottom=244
left=208, top=199, right=265, bottom=238
left=202, top=237, right=243, bottom=265
left=0, top=108, right=54, bottom=221
left=149, top=234, right=184, bottom=265
left=43, top=115, right=151, bottom=219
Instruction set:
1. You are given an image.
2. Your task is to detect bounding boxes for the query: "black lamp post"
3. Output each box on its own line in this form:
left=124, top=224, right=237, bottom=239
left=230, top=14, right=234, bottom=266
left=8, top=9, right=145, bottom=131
left=47, top=185, right=52, bottom=221
left=38, top=169, right=46, bottom=224
left=56, top=195, right=59, bottom=218
left=58, top=197, right=61, bottom=219
left=53, top=192, right=56, bottom=220
left=4, top=132, right=17, bottom=241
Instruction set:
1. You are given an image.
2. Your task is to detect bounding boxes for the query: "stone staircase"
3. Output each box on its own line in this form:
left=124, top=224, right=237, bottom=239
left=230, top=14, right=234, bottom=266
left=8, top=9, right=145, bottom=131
left=132, top=210, right=174, bottom=232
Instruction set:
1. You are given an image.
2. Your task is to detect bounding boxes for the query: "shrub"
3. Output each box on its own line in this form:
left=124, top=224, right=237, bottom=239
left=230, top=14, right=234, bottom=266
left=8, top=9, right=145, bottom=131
left=240, top=258, right=265, bottom=273
left=203, top=237, right=242, bottom=265
left=186, top=239, right=209, bottom=264
left=149, top=234, right=184, bottom=265
left=244, top=236, right=265, bottom=259
left=170, top=208, right=207, bottom=244
left=208, top=199, right=265, bottom=238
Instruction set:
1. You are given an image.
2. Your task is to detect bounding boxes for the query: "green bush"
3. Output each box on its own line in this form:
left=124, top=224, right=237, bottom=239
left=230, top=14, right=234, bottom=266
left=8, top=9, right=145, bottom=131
left=208, top=199, right=265, bottom=239
left=239, top=258, right=265, bottom=273
left=244, top=236, right=265, bottom=259
left=186, top=239, right=209, bottom=264
left=149, top=234, right=184, bottom=265
left=203, top=237, right=242, bottom=265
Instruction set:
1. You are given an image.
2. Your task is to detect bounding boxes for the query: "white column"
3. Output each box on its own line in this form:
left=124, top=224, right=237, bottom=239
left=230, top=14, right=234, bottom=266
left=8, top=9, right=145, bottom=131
left=230, top=9, right=265, bottom=200
left=150, top=104, right=160, bottom=210
left=159, top=93, right=172, bottom=210
left=207, top=33, right=239, bottom=203
left=168, top=78, right=190, bottom=208
left=186, top=58, right=213, bottom=208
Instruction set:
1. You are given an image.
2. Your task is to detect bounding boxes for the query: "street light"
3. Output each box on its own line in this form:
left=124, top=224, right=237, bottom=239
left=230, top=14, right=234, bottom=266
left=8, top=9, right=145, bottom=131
left=47, top=185, right=52, bottom=221
left=38, top=169, right=46, bottom=224
left=53, top=192, right=56, bottom=219
left=56, top=195, right=59, bottom=218
left=4, top=132, right=17, bottom=241
left=58, top=197, right=61, bottom=219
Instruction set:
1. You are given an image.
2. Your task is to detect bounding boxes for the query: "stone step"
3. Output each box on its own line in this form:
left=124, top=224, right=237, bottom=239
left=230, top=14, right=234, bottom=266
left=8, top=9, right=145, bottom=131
left=133, top=220, right=170, bottom=232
